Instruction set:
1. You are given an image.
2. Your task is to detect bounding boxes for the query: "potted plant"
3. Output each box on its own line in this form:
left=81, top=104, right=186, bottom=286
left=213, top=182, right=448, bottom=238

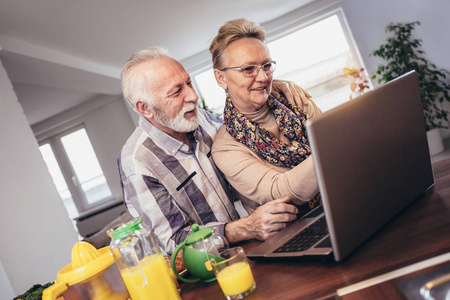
left=371, top=21, right=450, bottom=155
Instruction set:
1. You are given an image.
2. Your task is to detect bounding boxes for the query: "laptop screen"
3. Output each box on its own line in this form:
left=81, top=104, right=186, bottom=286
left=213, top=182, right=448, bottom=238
left=306, top=71, right=434, bottom=261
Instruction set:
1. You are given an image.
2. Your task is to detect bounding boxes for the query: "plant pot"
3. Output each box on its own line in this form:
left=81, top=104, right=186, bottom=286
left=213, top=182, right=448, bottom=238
left=426, top=128, right=445, bottom=156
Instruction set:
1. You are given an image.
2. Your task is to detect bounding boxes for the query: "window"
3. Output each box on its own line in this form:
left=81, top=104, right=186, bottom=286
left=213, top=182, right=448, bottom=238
left=39, top=126, right=113, bottom=221
left=194, top=9, right=370, bottom=115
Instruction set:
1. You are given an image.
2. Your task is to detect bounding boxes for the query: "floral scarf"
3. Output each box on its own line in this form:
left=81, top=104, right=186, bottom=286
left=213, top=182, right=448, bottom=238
left=223, top=94, right=321, bottom=210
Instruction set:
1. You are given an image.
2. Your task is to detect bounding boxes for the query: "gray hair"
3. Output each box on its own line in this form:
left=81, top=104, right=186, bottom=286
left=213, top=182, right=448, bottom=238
left=121, top=46, right=170, bottom=109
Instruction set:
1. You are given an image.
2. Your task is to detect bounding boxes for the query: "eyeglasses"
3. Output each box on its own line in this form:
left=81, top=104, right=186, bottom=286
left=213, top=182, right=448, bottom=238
left=220, top=61, right=277, bottom=77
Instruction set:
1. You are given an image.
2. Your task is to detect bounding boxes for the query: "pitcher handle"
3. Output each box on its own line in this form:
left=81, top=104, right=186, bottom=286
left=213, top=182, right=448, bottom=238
left=42, top=281, right=68, bottom=300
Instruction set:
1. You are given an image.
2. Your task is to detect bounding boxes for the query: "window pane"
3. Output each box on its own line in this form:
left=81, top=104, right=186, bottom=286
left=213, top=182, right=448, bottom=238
left=60, top=128, right=112, bottom=205
left=39, top=143, right=78, bottom=218
left=195, top=69, right=226, bottom=116
left=267, top=15, right=358, bottom=111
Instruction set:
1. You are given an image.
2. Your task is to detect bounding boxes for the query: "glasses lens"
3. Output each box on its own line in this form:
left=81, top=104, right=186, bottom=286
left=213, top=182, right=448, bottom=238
left=239, top=62, right=276, bottom=77
left=263, top=62, right=276, bottom=73
left=242, top=65, right=258, bottom=76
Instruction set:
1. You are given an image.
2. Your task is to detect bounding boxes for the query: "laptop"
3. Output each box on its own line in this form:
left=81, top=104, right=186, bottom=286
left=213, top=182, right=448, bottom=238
left=246, top=71, right=435, bottom=262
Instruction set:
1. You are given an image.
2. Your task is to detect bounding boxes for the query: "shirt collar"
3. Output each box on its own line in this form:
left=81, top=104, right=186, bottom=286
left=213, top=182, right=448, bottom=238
left=138, top=115, right=198, bottom=155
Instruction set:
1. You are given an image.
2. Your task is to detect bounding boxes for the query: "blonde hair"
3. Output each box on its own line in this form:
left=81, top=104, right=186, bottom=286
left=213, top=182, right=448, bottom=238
left=121, top=46, right=169, bottom=109
left=209, top=18, right=266, bottom=70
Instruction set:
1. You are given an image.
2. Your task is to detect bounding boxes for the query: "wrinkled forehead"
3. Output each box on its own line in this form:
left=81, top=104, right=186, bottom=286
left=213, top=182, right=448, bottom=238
left=223, top=37, right=271, bottom=66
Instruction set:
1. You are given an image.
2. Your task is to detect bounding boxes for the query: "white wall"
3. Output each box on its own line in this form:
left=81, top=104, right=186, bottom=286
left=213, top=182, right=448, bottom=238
left=341, top=0, right=450, bottom=137
left=0, top=261, right=15, bottom=300
left=0, top=58, right=78, bottom=297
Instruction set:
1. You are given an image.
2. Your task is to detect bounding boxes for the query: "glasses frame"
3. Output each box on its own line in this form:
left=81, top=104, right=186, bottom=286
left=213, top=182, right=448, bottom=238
left=220, top=61, right=277, bottom=77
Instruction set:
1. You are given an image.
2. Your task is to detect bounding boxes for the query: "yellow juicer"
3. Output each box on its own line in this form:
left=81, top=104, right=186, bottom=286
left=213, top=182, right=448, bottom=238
left=42, top=241, right=129, bottom=300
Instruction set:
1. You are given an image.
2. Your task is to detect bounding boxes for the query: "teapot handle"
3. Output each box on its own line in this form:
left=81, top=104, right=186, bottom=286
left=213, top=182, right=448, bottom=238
left=171, top=242, right=200, bottom=283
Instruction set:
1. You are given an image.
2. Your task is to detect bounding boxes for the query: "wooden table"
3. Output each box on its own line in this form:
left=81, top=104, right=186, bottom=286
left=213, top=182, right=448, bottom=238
left=179, top=158, right=450, bottom=300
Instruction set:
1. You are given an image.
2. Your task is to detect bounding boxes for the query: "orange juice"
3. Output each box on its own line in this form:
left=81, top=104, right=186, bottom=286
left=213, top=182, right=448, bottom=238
left=216, top=262, right=255, bottom=297
left=164, top=256, right=180, bottom=291
left=120, top=253, right=181, bottom=300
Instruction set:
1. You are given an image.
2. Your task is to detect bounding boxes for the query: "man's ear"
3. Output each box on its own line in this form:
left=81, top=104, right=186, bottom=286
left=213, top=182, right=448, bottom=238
left=214, top=69, right=228, bottom=91
left=135, top=100, right=153, bottom=118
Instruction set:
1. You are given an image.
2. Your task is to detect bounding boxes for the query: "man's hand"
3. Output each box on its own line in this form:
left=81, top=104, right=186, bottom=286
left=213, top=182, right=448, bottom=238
left=271, top=79, right=312, bottom=107
left=246, top=197, right=299, bottom=240
left=224, top=197, right=298, bottom=244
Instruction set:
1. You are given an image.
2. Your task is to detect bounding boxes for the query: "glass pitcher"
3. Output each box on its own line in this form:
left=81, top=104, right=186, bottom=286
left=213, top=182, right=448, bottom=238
left=108, top=218, right=181, bottom=300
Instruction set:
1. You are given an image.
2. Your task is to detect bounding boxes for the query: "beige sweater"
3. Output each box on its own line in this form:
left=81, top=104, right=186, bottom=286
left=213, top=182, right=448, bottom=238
left=212, top=99, right=321, bottom=214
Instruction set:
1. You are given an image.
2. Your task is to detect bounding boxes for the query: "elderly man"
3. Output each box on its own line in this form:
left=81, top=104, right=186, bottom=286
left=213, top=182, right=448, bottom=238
left=118, top=46, right=307, bottom=254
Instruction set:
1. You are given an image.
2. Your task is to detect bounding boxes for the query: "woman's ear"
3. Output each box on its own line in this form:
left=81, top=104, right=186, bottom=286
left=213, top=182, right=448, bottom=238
left=214, top=69, right=228, bottom=91
left=135, top=100, right=154, bottom=118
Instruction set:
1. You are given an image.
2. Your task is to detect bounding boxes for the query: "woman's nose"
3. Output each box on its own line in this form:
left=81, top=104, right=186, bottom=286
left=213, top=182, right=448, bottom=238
left=255, top=67, right=269, bottom=81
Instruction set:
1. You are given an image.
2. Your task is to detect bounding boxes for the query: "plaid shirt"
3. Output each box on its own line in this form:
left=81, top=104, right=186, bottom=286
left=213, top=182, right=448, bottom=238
left=118, top=110, right=239, bottom=254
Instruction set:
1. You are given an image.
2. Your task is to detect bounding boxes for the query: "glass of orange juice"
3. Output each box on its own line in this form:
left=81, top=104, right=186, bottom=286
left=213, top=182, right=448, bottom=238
left=210, top=247, right=256, bottom=300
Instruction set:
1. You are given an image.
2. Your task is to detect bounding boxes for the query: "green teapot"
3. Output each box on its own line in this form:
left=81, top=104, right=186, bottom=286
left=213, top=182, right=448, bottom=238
left=171, top=224, right=227, bottom=283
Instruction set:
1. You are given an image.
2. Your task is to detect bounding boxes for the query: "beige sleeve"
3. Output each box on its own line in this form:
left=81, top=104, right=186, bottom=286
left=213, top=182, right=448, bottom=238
left=303, top=98, right=322, bottom=118
left=212, top=128, right=319, bottom=209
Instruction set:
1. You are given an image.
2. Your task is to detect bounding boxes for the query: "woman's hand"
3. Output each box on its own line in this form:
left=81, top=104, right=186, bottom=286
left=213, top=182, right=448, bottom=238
left=272, top=79, right=312, bottom=107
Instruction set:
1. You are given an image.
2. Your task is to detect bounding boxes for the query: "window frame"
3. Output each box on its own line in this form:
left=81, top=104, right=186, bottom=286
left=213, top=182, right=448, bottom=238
left=38, top=123, right=115, bottom=217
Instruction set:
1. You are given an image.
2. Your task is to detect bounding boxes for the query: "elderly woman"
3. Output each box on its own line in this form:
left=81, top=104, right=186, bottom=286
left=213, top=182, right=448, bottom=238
left=210, top=18, right=321, bottom=215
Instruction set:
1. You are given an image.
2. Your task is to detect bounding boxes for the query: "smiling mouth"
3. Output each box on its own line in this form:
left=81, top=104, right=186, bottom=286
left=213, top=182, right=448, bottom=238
left=252, top=86, right=267, bottom=91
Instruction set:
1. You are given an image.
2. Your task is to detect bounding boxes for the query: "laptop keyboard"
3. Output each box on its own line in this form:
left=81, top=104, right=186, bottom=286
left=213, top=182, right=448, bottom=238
left=274, top=216, right=328, bottom=253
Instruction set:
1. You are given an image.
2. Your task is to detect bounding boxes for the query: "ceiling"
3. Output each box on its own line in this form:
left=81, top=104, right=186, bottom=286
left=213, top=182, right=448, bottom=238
left=0, top=0, right=312, bottom=125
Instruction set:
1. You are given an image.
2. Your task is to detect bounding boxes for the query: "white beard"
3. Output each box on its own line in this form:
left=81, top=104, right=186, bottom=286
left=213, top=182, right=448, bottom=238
left=152, top=103, right=199, bottom=132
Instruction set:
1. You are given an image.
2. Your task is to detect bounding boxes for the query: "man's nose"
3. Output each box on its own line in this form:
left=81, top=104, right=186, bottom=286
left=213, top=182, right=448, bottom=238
left=185, top=85, right=199, bottom=103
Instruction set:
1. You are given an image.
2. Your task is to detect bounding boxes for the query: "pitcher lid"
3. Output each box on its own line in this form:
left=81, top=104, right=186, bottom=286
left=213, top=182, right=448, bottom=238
left=110, top=218, right=142, bottom=240
left=184, top=224, right=214, bottom=245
